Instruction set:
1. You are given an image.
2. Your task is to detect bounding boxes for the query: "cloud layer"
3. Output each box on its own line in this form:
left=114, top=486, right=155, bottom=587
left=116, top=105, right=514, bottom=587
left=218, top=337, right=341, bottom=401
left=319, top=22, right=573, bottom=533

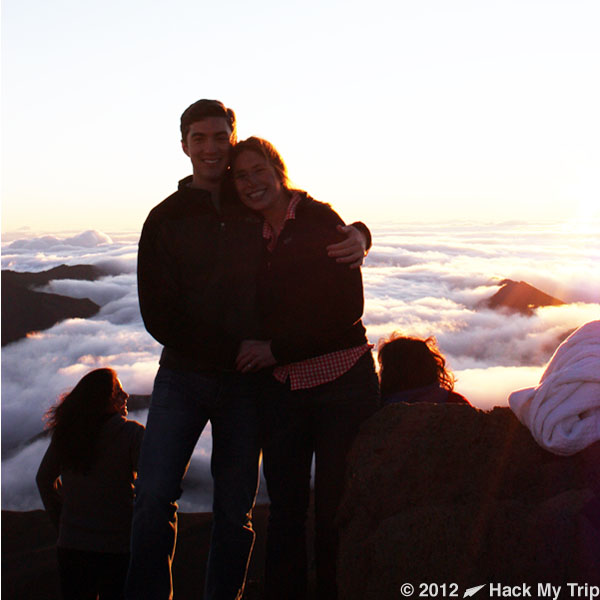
left=2, top=222, right=598, bottom=511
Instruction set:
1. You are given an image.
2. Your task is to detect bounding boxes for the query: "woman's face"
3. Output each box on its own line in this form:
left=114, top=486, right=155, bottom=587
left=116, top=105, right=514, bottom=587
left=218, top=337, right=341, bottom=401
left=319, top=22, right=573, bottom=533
left=233, top=150, right=284, bottom=214
left=114, top=379, right=129, bottom=416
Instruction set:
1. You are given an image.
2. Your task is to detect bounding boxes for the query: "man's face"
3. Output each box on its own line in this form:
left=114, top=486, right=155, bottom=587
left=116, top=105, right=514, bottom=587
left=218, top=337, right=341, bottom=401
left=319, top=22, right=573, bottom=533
left=182, top=117, right=233, bottom=189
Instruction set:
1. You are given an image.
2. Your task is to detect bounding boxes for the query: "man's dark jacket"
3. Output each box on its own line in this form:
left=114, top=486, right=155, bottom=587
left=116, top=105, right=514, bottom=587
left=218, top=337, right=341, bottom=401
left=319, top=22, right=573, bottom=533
left=137, top=177, right=264, bottom=371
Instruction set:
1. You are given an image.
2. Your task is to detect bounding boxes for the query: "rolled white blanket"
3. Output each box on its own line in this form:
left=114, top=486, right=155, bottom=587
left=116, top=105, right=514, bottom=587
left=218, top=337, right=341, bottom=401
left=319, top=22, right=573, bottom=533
left=508, top=320, right=600, bottom=456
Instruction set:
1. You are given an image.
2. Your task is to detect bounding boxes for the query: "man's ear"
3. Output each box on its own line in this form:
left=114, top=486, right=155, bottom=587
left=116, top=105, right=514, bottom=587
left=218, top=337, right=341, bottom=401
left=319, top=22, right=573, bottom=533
left=181, top=140, right=190, bottom=157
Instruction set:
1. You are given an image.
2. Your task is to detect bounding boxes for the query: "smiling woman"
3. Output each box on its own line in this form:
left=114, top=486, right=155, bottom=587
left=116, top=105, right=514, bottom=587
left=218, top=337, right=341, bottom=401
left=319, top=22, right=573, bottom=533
left=232, top=139, right=291, bottom=231
left=230, top=136, right=380, bottom=600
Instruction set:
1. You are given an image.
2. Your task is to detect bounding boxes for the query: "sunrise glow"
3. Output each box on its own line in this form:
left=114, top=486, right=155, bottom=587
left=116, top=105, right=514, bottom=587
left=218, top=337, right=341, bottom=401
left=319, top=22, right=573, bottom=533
left=2, top=0, right=600, bottom=232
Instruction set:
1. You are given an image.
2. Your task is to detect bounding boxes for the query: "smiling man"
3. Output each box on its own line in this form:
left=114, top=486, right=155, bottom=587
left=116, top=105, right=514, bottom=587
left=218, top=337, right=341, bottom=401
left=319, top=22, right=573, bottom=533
left=126, top=99, right=369, bottom=600
left=183, top=117, right=232, bottom=193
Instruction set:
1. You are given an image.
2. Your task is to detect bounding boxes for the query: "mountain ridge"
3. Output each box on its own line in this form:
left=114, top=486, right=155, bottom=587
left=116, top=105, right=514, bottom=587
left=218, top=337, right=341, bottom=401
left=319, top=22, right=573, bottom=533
left=484, top=278, right=565, bottom=314
left=1, top=264, right=108, bottom=346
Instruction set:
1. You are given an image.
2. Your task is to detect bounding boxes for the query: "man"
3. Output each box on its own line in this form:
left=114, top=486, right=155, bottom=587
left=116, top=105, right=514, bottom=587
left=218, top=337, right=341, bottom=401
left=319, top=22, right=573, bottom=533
left=126, top=99, right=369, bottom=600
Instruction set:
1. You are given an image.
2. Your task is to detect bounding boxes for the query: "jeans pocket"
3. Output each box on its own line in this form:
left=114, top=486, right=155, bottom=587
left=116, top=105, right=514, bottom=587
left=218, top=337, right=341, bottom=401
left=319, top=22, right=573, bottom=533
left=150, top=367, right=177, bottom=410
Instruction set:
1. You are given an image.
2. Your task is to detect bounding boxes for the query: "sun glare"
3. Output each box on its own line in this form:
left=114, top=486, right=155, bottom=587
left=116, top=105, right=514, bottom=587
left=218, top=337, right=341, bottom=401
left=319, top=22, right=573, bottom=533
left=559, top=172, right=600, bottom=235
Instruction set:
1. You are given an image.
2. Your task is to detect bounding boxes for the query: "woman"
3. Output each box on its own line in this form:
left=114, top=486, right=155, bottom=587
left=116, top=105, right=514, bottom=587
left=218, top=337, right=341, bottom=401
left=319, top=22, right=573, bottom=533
left=378, top=333, right=472, bottom=405
left=36, top=368, right=144, bottom=600
left=230, top=137, right=380, bottom=600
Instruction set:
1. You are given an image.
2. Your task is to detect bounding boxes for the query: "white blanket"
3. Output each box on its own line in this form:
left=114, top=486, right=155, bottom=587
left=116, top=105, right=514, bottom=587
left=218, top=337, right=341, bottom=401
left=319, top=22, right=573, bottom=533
left=508, top=320, right=600, bottom=456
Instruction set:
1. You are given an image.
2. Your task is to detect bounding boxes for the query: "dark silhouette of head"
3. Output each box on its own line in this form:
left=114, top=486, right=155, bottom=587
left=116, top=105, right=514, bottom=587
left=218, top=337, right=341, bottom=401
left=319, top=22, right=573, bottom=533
left=180, top=99, right=237, bottom=144
left=377, top=334, right=455, bottom=397
left=230, top=136, right=290, bottom=189
left=45, top=368, right=127, bottom=473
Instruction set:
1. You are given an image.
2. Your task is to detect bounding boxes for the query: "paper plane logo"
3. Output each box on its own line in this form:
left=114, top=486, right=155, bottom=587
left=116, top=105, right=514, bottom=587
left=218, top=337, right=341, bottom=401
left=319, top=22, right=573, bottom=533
left=463, top=584, right=486, bottom=598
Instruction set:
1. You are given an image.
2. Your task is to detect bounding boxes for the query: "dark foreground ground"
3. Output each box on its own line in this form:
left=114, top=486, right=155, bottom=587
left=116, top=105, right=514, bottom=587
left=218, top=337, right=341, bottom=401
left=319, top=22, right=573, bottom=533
left=2, top=506, right=316, bottom=600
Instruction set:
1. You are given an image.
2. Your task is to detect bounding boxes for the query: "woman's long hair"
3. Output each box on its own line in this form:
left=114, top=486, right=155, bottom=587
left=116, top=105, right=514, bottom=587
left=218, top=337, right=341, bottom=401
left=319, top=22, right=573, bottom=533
left=377, top=334, right=456, bottom=397
left=44, top=368, right=123, bottom=473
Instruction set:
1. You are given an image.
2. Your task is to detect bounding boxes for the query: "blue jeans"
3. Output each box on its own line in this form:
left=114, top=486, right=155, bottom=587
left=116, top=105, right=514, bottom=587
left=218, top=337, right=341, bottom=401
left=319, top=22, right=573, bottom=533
left=259, top=352, right=380, bottom=600
left=125, top=367, right=262, bottom=600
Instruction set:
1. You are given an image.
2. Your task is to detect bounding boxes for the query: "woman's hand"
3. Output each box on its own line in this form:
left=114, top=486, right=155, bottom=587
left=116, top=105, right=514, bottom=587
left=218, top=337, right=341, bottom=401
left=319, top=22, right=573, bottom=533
left=235, top=340, right=276, bottom=372
left=326, top=224, right=368, bottom=269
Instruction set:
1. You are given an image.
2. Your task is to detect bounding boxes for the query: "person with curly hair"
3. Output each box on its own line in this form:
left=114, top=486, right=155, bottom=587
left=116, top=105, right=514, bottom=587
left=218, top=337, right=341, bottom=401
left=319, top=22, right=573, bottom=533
left=36, top=368, right=144, bottom=600
left=377, top=334, right=471, bottom=406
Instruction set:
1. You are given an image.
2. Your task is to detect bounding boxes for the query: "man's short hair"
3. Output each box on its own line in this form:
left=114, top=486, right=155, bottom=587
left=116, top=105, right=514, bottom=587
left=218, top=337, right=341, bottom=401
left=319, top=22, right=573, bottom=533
left=180, top=99, right=237, bottom=143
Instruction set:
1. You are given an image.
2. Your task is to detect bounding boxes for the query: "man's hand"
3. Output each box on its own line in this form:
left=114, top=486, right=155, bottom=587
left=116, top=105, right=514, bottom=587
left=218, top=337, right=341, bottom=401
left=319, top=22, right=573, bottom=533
left=327, top=224, right=368, bottom=269
left=235, top=340, right=276, bottom=373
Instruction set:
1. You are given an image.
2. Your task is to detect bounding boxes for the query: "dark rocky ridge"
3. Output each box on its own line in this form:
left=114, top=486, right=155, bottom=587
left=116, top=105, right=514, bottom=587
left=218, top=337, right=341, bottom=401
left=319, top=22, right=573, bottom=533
left=2, top=504, right=317, bottom=600
left=337, top=404, right=600, bottom=599
left=1, top=264, right=107, bottom=346
left=2, top=264, right=106, bottom=288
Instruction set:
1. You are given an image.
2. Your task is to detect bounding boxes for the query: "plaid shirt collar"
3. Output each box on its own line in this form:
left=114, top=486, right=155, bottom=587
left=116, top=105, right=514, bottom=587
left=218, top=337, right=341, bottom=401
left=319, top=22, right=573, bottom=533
left=262, top=191, right=302, bottom=251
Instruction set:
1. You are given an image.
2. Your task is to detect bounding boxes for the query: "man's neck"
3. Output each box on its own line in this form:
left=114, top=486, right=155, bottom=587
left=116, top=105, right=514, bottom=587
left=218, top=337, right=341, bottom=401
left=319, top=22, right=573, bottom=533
left=189, top=176, right=222, bottom=211
left=190, top=174, right=221, bottom=192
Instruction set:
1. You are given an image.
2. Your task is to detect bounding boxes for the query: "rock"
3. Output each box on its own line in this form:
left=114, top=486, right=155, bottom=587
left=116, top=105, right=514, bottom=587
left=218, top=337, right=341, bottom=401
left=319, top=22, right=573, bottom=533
left=1, top=505, right=317, bottom=599
left=337, top=405, right=600, bottom=599
left=1, top=507, right=272, bottom=600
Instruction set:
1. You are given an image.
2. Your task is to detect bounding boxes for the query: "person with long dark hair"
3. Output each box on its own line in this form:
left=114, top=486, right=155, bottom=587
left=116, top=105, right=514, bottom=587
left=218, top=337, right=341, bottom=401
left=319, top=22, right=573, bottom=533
left=230, top=137, right=380, bottom=600
left=36, top=368, right=144, bottom=600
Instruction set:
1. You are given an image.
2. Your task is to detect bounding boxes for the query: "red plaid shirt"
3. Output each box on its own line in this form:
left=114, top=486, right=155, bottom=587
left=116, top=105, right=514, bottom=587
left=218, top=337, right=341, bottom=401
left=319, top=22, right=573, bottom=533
left=264, top=192, right=371, bottom=390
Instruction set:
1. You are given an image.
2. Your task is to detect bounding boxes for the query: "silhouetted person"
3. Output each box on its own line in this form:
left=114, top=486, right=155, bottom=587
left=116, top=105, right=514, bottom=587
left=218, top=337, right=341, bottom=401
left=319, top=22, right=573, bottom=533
left=129, top=99, right=370, bottom=600
left=36, top=368, right=144, bottom=600
left=378, top=334, right=471, bottom=406
left=230, top=137, right=380, bottom=600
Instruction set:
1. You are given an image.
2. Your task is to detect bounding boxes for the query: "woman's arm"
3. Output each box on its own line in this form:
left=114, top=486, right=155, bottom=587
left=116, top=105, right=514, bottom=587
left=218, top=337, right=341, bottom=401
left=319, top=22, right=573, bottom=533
left=36, top=438, right=63, bottom=531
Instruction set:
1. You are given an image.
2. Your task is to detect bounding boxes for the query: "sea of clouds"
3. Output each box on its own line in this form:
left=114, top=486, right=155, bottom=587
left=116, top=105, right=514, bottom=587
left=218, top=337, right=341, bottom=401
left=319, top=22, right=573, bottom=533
left=2, top=221, right=599, bottom=511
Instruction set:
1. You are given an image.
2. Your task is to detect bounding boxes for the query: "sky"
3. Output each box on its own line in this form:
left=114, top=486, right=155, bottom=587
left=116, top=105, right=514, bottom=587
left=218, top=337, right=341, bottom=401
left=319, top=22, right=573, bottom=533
left=2, top=0, right=600, bottom=232
left=2, top=223, right=599, bottom=510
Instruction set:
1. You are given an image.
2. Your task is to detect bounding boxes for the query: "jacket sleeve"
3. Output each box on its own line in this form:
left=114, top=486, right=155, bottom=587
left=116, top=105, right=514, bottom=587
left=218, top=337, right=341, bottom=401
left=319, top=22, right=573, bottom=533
left=349, top=221, right=372, bottom=251
left=137, top=217, right=198, bottom=352
left=137, top=215, right=244, bottom=364
left=129, top=422, right=145, bottom=471
left=269, top=207, right=366, bottom=364
left=36, top=437, right=63, bottom=531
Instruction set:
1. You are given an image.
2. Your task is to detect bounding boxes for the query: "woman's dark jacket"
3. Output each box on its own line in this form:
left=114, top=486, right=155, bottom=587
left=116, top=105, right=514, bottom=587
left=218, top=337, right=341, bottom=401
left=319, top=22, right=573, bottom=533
left=260, top=193, right=368, bottom=364
left=36, top=413, right=145, bottom=553
left=382, top=384, right=472, bottom=406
